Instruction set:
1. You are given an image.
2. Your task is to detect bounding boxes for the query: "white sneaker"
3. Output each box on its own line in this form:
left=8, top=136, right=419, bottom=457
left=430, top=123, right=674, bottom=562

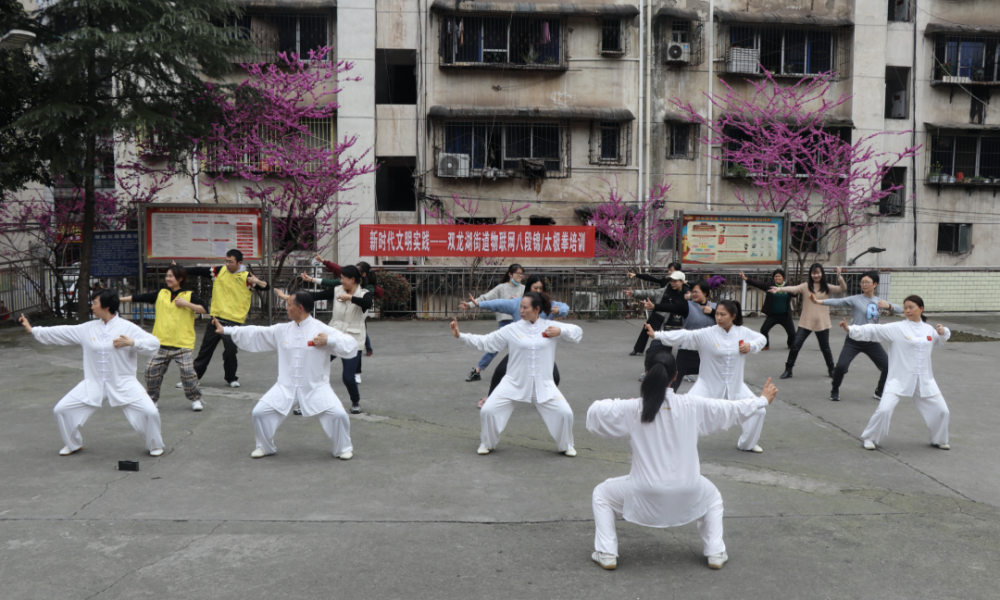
left=863, top=439, right=876, bottom=451
left=564, top=446, right=577, bottom=457
left=59, top=446, right=78, bottom=456
left=591, top=551, right=617, bottom=570
left=191, top=400, right=204, bottom=411
left=229, top=381, right=241, bottom=388
left=355, top=374, right=361, bottom=384
left=933, top=443, right=951, bottom=450
left=149, top=448, right=164, bottom=457
left=175, top=381, right=184, bottom=389
left=707, top=552, right=729, bottom=569
left=251, top=447, right=267, bottom=458
left=477, top=444, right=490, bottom=455
left=743, top=445, right=763, bottom=453
left=339, top=451, right=353, bottom=460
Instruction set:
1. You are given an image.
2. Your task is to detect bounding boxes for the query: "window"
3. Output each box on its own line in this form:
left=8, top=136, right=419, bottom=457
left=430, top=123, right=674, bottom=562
left=529, top=216, right=556, bottom=226
left=663, top=19, right=705, bottom=66
left=232, top=13, right=331, bottom=63
left=375, top=157, right=417, bottom=212
left=791, top=222, right=823, bottom=254
left=455, top=217, right=496, bottom=225
left=937, top=223, right=971, bottom=254
left=590, top=121, right=631, bottom=166
left=928, top=132, right=1000, bottom=182
left=376, top=50, right=417, bottom=105
left=884, top=66, right=909, bottom=119
left=600, top=18, right=625, bottom=56
left=879, top=167, right=906, bottom=217
left=203, top=117, right=335, bottom=174
left=933, top=35, right=1000, bottom=82
left=440, top=16, right=563, bottom=69
left=888, top=0, right=911, bottom=23
left=667, top=123, right=695, bottom=159
left=439, top=121, right=569, bottom=178
left=723, top=25, right=848, bottom=80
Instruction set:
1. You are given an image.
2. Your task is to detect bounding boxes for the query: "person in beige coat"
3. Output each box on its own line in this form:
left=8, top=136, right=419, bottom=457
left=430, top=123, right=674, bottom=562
left=775, top=264, right=846, bottom=379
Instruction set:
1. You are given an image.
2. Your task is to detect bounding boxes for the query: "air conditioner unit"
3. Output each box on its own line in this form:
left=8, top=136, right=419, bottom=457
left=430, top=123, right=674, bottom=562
left=665, top=42, right=691, bottom=63
left=437, top=153, right=470, bottom=178
left=572, top=292, right=600, bottom=313
left=890, top=91, right=906, bottom=118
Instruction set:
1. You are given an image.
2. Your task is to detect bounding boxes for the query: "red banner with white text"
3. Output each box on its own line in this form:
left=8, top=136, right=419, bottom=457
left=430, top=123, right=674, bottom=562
left=361, top=225, right=595, bottom=257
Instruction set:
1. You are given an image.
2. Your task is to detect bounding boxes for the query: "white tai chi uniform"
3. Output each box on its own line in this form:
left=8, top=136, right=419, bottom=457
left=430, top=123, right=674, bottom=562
left=849, top=320, right=951, bottom=446
left=32, top=316, right=164, bottom=452
left=654, top=325, right=768, bottom=450
left=587, top=392, right=770, bottom=557
left=459, top=319, right=583, bottom=452
left=224, top=317, right=359, bottom=456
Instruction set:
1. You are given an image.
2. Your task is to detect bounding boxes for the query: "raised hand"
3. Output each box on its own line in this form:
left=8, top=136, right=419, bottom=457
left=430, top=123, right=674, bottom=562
left=300, top=272, right=313, bottom=283
left=739, top=342, right=751, bottom=354
left=739, top=270, right=747, bottom=281
left=702, top=304, right=713, bottom=314
left=543, top=325, right=561, bottom=338
left=113, top=335, right=134, bottom=348
left=624, top=288, right=634, bottom=297
left=645, top=323, right=656, bottom=339
left=768, top=287, right=779, bottom=294
left=836, top=266, right=843, bottom=276
left=935, top=323, right=946, bottom=336
left=626, top=270, right=636, bottom=279
left=839, top=318, right=850, bottom=333
left=173, top=296, right=190, bottom=309
left=312, top=333, right=328, bottom=347
left=313, top=253, right=324, bottom=264
left=274, top=288, right=290, bottom=301
left=808, top=292, right=821, bottom=305
left=550, top=304, right=560, bottom=315
left=642, top=298, right=655, bottom=310
left=761, top=377, right=778, bottom=404
left=337, top=293, right=353, bottom=303
left=212, top=317, right=224, bottom=335
left=450, top=318, right=460, bottom=339
left=877, top=299, right=891, bottom=310
left=18, top=313, right=31, bottom=334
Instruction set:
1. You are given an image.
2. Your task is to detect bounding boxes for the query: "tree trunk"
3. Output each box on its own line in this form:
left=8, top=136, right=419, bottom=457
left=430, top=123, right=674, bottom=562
left=77, top=133, right=97, bottom=321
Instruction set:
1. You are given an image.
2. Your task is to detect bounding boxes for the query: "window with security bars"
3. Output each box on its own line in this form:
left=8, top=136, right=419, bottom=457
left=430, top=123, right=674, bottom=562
left=887, top=0, right=913, bottom=23
left=600, top=18, right=625, bottom=56
left=928, top=132, right=1000, bottom=182
left=589, top=121, right=631, bottom=166
left=663, top=19, right=705, bottom=66
left=203, top=117, right=335, bottom=174
left=721, top=124, right=851, bottom=178
left=879, top=167, right=906, bottom=217
left=791, top=222, right=824, bottom=254
left=438, top=121, right=569, bottom=178
left=439, top=16, right=563, bottom=68
left=938, top=223, right=971, bottom=254
left=666, top=123, right=696, bottom=159
left=231, top=12, right=331, bottom=63
left=721, top=25, right=850, bottom=80
left=932, top=35, right=1000, bottom=83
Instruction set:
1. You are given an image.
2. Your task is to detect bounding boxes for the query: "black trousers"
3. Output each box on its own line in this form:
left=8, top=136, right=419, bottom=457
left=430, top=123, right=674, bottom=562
left=760, top=313, right=796, bottom=349
left=831, top=338, right=889, bottom=395
left=670, top=349, right=700, bottom=392
left=785, top=327, right=834, bottom=371
left=193, top=318, right=240, bottom=383
left=632, top=312, right=666, bottom=353
left=489, top=354, right=560, bottom=396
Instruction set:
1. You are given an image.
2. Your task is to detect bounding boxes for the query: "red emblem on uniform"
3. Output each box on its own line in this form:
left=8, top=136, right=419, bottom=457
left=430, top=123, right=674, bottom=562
left=927, top=335, right=932, bottom=341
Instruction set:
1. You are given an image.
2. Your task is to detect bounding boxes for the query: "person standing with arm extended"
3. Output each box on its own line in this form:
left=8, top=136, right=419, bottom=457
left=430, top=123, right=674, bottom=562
left=19, top=291, right=165, bottom=457
left=463, top=264, right=525, bottom=382
left=645, top=280, right=717, bottom=391
left=740, top=269, right=794, bottom=351
left=184, top=249, right=270, bottom=389
left=777, top=264, right=847, bottom=380
left=626, top=270, right=688, bottom=361
left=587, top=351, right=779, bottom=571
left=625, top=262, right=685, bottom=356
left=121, top=265, right=209, bottom=411
left=310, top=255, right=383, bottom=357
left=808, top=270, right=903, bottom=401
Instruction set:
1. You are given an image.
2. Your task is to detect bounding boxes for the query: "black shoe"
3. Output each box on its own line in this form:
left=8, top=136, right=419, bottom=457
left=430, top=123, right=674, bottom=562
left=366, top=349, right=373, bottom=357
left=828, top=368, right=835, bottom=378
left=350, top=404, right=362, bottom=414
left=830, top=390, right=840, bottom=401
left=779, top=369, right=793, bottom=379
left=629, top=350, right=643, bottom=356
left=293, top=408, right=303, bottom=416
left=873, top=391, right=882, bottom=400
left=465, top=369, right=481, bottom=382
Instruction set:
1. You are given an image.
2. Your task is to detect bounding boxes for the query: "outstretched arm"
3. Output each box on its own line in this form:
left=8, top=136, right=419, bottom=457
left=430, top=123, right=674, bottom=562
left=30, top=322, right=86, bottom=346
left=586, top=398, right=641, bottom=439
left=455, top=321, right=510, bottom=354
left=222, top=322, right=279, bottom=352
left=847, top=323, right=898, bottom=344
left=695, top=378, right=777, bottom=435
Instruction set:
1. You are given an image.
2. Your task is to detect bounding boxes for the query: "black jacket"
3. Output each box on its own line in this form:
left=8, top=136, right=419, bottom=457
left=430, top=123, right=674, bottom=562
left=745, top=277, right=789, bottom=316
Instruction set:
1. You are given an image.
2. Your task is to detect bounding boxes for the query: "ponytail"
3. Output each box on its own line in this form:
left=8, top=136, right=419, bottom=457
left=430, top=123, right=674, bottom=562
left=716, top=299, right=744, bottom=326
left=641, top=350, right=677, bottom=423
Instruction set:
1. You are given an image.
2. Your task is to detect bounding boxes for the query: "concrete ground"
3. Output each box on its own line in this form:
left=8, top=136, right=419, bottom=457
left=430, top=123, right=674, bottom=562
left=0, top=314, right=998, bottom=599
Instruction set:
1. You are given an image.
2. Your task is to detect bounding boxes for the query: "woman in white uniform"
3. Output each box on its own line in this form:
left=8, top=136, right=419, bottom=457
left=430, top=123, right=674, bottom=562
left=845, top=295, right=952, bottom=451
left=451, top=291, right=582, bottom=456
left=587, top=351, right=778, bottom=570
left=647, top=300, right=769, bottom=453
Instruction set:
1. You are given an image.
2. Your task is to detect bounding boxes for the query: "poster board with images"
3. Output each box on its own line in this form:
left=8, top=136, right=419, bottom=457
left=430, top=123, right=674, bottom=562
left=141, top=204, right=264, bottom=262
left=677, top=211, right=787, bottom=267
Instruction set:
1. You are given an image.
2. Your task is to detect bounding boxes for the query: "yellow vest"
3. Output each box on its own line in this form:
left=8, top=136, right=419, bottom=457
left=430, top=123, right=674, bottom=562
left=211, top=269, right=252, bottom=323
left=153, top=289, right=197, bottom=349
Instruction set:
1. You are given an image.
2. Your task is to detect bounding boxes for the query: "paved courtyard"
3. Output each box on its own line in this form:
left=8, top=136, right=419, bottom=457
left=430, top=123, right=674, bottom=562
left=1, top=314, right=998, bottom=599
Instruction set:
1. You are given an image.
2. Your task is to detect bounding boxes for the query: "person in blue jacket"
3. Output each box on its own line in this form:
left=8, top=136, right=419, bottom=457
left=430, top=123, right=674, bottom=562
left=460, top=275, right=570, bottom=408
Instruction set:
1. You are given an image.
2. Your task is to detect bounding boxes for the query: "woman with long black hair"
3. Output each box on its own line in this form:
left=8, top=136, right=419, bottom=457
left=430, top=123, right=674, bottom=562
left=647, top=300, right=769, bottom=452
left=451, top=291, right=582, bottom=456
left=586, top=351, right=778, bottom=571
left=845, top=295, right=952, bottom=451
left=777, top=264, right=847, bottom=379
left=645, top=280, right=717, bottom=391
left=463, top=263, right=525, bottom=382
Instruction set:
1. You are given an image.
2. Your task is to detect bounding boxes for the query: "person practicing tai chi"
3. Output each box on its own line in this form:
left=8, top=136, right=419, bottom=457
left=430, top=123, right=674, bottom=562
left=740, top=269, right=795, bottom=351
left=463, top=263, right=525, bottom=382
left=19, top=291, right=165, bottom=457
left=843, top=295, right=951, bottom=451
left=217, top=291, right=359, bottom=459
left=309, top=255, right=383, bottom=358
left=460, top=274, right=569, bottom=408
left=451, top=291, right=582, bottom=456
left=645, top=279, right=718, bottom=389
left=647, top=300, right=769, bottom=453
left=807, top=270, right=903, bottom=401
left=777, top=264, right=846, bottom=380
left=121, top=265, right=209, bottom=411
left=625, top=262, right=687, bottom=356
left=182, top=249, right=269, bottom=389
left=587, top=351, right=779, bottom=571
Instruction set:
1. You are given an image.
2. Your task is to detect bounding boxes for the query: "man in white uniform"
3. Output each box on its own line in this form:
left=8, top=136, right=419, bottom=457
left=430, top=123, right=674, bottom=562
left=19, top=290, right=165, bottom=457
left=216, top=290, right=359, bottom=459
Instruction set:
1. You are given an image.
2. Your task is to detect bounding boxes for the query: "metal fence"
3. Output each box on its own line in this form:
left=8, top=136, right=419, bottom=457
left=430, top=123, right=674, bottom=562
left=0, top=259, right=50, bottom=322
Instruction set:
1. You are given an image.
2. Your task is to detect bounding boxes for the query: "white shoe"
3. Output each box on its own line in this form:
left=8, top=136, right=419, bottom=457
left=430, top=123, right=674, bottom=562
left=933, top=443, right=951, bottom=450
left=685, top=375, right=696, bottom=382
left=707, top=552, right=729, bottom=569
left=339, top=451, right=353, bottom=460
left=564, top=446, right=577, bottom=457
left=175, top=381, right=184, bottom=389
left=591, top=551, right=617, bottom=570
left=355, top=374, right=361, bottom=384
left=744, top=445, right=763, bottom=453
left=477, top=444, right=490, bottom=455
left=149, top=448, right=164, bottom=457
left=191, top=400, right=204, bottom=411
left=229, top=381, right=240, bottom=388
left=251, top=447, right=267, bottom=458
left=59, top=446, right=78, bottom=456
left=863, top=439, right=876, bottom=450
